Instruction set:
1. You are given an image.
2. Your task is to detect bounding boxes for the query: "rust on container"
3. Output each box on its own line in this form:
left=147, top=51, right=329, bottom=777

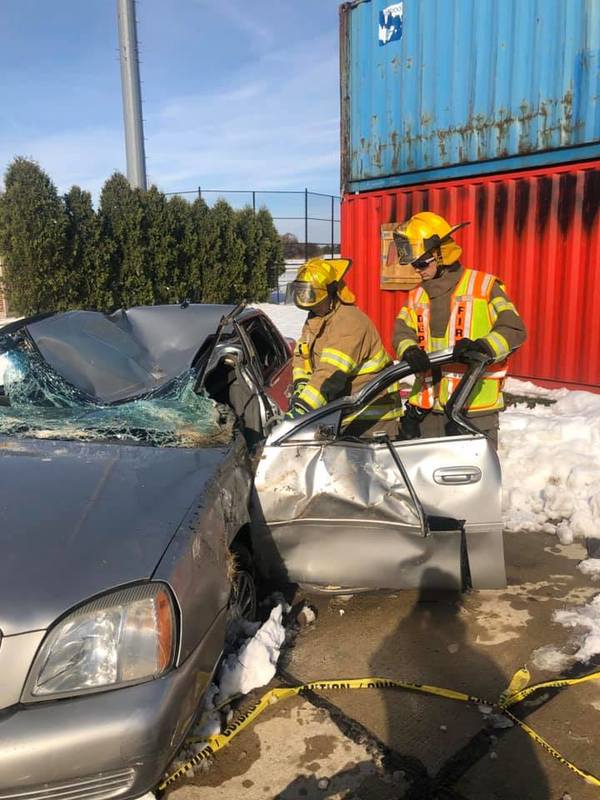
left=349, top=93, right=584, bottom=180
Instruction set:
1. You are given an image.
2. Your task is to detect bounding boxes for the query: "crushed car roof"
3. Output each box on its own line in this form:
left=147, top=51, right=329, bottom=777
left=22, top=304, right=237, bottom=403
left=0, top=304, right=245, bottom=448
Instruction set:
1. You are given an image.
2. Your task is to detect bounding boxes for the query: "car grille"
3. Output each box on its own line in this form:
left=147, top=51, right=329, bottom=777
left=0, top=769, right=136, bottom=800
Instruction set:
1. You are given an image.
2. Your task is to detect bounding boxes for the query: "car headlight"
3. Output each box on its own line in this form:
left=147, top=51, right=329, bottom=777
left=23, top=583, right=176, bottom=700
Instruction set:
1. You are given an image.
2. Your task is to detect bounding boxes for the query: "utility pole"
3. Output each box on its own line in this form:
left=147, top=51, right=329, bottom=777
left=117, top=0, right=147, bottom=190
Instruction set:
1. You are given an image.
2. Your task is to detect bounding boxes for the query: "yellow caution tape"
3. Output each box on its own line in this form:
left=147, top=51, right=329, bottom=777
left=498, top=666, right=531, bottom=707
left=158, top=669, right=600, bottom=791
left=501, top=668, right=600, bottom=708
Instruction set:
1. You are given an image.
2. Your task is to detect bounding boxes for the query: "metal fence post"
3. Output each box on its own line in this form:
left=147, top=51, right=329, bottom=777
left=304, top=188, right=309, bottom=262
left=252, top=191, right=256, bottom=214
left=331, top=195, right=335, bottom=258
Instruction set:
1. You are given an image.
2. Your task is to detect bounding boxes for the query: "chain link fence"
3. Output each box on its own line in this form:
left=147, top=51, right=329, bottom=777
left=165, top=188, right=341, bottom=303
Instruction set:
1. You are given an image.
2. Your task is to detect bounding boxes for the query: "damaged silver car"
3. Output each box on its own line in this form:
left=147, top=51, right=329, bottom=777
left=0, top=304, right=504, bottom=800
left=0, top=303, right=291, bottom=800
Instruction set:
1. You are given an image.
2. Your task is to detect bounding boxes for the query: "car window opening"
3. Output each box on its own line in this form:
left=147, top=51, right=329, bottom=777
left=202, top=351, right=266, bottom=448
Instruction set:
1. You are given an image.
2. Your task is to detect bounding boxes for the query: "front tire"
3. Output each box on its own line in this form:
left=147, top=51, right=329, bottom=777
left=227, top=543, right=257, bottom=623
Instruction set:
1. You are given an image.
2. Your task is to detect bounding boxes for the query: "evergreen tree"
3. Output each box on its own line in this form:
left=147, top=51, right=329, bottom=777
left=165, top=195, right=195, bottom=303
left=185, top=197, right=216, bottom=302
left=204, top=199, right=245, bottom=303
left=0, top=157, right=69, bottom=314
left=98, top=173, right=152, bottom=309
left=236, top=205, right=271, bottom=302
left=256, top=206, right=285, bottom=290
left=140, top=186, right=175, bottom=304
left=64, top=186, right=110, bottom=310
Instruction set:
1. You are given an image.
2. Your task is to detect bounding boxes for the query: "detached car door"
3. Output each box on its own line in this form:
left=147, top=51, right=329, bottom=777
left=251, top=351, right=505, bottom=591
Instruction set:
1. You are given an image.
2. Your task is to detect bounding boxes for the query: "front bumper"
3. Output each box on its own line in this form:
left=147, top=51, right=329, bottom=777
left=0, top=609, right=226, bottom=800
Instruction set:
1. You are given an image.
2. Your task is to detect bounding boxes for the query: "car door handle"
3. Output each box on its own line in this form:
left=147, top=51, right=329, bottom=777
left=433, top=467, right=482, bottom=485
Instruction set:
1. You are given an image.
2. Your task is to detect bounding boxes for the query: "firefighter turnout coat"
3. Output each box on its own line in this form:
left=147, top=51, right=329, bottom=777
left=393, top=266, right=526, bottom=414
left=293, top=301, right=401, bottom=430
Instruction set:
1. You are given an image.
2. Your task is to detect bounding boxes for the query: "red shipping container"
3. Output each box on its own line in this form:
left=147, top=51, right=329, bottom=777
left=341, top=160, right=600, bottom=391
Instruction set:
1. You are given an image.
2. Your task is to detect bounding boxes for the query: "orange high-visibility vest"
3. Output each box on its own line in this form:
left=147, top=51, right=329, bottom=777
left=406, top=269, right=508, bottom=412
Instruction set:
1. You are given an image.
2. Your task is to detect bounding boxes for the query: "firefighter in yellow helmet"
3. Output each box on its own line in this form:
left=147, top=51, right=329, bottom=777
left=392, top=211, right=526, bottom=449
left=287, top=257, right=401, bottom=437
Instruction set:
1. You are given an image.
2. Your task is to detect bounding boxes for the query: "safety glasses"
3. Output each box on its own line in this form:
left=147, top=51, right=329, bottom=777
left=412, top=255, right=437, bottom=271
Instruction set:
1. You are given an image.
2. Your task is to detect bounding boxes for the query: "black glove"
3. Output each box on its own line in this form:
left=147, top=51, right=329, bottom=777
left=400, top=404, right=428, bottom=440
left=403, top=345, right=432, bottom=374
left=452, top=337, right=493, bottom=363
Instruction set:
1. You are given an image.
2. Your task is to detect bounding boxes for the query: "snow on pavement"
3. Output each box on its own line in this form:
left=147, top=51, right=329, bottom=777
left=252, top=302, right=305, bottom=340
left=533, top=594, right=600, bottom=672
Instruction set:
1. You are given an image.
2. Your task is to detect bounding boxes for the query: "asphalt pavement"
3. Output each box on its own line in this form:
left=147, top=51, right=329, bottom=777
left=169, top=531, right=600, bottom=800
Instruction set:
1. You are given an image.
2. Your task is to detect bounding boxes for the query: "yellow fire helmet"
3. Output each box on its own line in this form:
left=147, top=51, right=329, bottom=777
left=393, top=211, right=469, bottom=268
left=287, top=257, right=356, bottom=309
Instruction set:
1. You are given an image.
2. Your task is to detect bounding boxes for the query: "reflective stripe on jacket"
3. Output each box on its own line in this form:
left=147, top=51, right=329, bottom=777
left=292, top=301, right=402, bottom=424
left=396, top=269, right=516, bottom=413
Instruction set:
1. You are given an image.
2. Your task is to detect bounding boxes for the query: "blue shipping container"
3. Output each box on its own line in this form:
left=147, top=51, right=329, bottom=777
left=340, top=0, right=600, bottom=192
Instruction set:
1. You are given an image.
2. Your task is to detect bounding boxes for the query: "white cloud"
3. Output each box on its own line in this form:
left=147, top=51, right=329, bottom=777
left=145, top=33, right=340, bottom=193
left=0, top=127, right=125, bottom=198
left=0, top=26, right=340, bottom=200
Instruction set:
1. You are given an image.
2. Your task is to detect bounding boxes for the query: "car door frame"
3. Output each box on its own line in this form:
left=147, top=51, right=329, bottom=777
left=238, top=311, right=293, bottom=412
left=250, top=350, right=505, bottom=591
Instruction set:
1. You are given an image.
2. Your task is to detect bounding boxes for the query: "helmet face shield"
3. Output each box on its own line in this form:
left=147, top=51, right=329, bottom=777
left=286, top=280, right=327, bottom=308
left=393, top=233, right=420, bottom=265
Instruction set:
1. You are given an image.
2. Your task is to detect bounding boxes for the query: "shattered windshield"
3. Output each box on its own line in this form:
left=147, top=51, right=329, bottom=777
left=0, top=336, right=233, bottom=448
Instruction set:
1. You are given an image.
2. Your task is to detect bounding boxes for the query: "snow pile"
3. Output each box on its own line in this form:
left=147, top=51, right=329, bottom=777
left=169, top=603, right=287, bottom=777
left=219, top=603, right=286, bottom=699
left=503, top=377, right=570, bottom=400
left=553, top=595, right=600, bottom=663
left=500, top=390, right=600, bottom=544
left=533, top=595, right=600, bottom=670
left=192, top=682, right=223, bottom=740
left=578, top=559, right=600, bottom=581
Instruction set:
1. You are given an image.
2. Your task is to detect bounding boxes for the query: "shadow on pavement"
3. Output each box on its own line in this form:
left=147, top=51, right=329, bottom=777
left=275, top=762, right=405, bottom=800
left=367, top=567, right=550, bottom=799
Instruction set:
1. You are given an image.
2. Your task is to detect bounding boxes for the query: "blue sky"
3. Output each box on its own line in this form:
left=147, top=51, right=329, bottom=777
left=0, top=0, right=342, bottom=200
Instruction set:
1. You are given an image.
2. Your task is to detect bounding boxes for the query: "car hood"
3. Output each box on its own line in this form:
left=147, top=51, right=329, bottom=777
left=0, top=437, right=231, bottom=635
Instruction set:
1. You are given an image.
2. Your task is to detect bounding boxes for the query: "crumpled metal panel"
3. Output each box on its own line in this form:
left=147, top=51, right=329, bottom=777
left=252, top=521, right=463, bottom=590
left=341, top=0, right=600, bottom=191
left=154, top=435, right=253, bottom=662
left=252, top=405, right=506, bottom=589
left=254, top=442, right=421, bottom=527
left=26, top=304, right=234, bottom=402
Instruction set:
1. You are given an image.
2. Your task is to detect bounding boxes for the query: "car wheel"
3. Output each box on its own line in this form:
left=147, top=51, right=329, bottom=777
left=228, top=543, right=257, bottom=622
